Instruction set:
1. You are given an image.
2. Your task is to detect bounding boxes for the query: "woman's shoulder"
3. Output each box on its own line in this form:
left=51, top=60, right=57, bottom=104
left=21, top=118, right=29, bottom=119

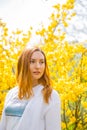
left=4, top=86, right=18, bottom=105
left=50, top=89, right=60, bottom=104
left=51, top=89, right=60, bottom=98
left=6, top=86, right=18, bottom=96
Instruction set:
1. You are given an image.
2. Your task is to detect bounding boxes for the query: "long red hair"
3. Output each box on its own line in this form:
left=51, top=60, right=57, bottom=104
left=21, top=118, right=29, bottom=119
left=16, top=47, right=52, bottom=103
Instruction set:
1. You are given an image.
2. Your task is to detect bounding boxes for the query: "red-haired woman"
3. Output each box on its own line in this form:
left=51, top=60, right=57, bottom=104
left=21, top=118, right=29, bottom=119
left=0, top=47, right=61, bottom=130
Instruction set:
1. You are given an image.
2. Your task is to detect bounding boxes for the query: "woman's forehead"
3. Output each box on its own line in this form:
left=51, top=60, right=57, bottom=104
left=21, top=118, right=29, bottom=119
left=31, top=51, right=45, bottom=59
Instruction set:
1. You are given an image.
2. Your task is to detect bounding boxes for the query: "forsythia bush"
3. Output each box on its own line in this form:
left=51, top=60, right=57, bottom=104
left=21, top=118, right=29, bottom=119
left=0, top=19, right=32, bottom=115
left=0, top=0, right=87, bottom=130
left=36, top=0, right=87, bottom=129
left=41, top=42, right=87, bottom=130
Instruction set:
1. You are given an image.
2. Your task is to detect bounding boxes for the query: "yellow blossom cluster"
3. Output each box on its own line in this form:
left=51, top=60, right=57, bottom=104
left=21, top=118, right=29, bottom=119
left=0, top=19, right=32, bottom=115
left=40, top=39, right=87, bottom=130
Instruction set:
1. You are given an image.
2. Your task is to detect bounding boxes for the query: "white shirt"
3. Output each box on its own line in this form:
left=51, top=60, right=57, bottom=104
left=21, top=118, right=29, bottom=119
left=0, top=85, right=61, bottom=130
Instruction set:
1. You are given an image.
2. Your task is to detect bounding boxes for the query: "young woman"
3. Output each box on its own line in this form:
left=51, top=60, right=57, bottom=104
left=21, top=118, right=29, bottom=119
left=0, top=47, right=61, bottom=130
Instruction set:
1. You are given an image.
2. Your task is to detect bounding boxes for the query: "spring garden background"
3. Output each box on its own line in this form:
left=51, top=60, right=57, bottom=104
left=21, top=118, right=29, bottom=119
left=0, top=0, right=87, bottom=129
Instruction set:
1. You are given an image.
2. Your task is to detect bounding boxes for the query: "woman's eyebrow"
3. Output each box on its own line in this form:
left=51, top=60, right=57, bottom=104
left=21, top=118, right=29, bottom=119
left=30, top=58, right=44, bottom=60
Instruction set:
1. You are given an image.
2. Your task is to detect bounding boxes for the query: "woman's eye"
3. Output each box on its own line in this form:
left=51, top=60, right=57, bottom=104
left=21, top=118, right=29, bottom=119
left=30, top=60, right=35, bottom=63
left=30, top=60, right=45, bottom=64
left=40, top=61, right=44, bottom=64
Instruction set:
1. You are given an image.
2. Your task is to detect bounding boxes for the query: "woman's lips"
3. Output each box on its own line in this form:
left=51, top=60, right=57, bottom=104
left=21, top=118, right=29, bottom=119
left=33, top=71, right=40, bottom=74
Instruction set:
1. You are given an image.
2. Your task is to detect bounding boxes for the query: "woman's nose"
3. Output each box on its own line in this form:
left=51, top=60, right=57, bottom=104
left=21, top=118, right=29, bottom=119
left=35, top=62, right=40, bottom=68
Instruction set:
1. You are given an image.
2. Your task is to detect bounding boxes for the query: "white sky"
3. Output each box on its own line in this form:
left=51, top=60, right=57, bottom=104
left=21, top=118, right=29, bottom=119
left=1, top=0, right=86, bottom=45
left=0, top=0, right=66, bottom=31
left=0, top=0, right=67, bottom=46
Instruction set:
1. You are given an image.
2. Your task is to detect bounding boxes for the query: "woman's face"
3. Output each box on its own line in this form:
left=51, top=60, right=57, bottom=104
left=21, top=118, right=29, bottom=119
left=30, top=51, right=45, bottom=84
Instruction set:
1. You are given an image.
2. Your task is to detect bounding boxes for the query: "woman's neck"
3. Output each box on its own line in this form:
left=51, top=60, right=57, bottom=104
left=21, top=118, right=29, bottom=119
left=32, top=81, right=39, bottom=87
